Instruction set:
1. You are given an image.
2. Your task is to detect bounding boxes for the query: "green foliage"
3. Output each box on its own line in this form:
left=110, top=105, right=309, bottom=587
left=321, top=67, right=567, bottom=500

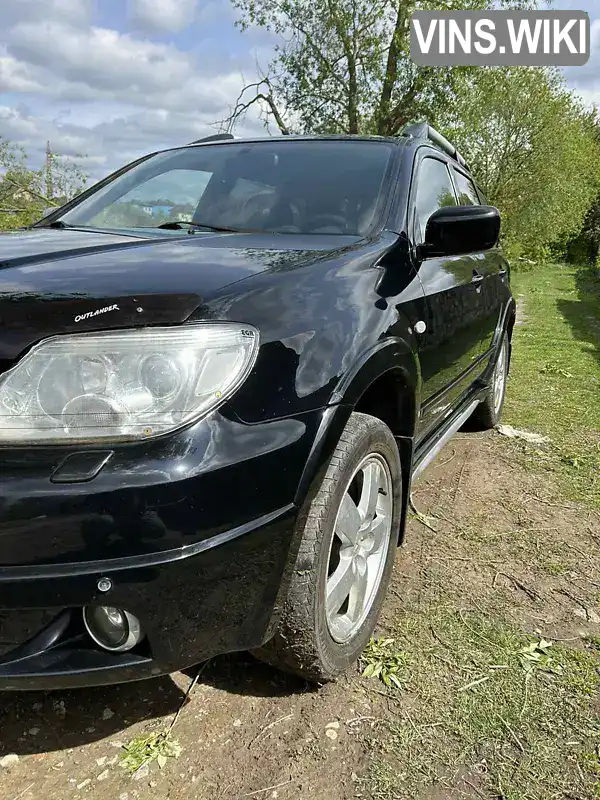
left=360, top=637, right=408, bottom=689
left=228, top=0, right=600, bottom=259
left=440, top=67, right=600, bottom=261
left=564, top=189, right=600, bottom=267
left=230, top=0, right=540, bottom=137
left=92, top=202, right=153, bottom=228
left=518, top=639, right=563, bottom=676
left=0, top=138, right=88, bottom=231
left=120, top=730, right=182, bottom=774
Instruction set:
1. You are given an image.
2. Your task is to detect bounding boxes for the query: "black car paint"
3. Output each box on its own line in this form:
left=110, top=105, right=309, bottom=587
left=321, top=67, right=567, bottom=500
left=0, top=136, right=514, bottom=688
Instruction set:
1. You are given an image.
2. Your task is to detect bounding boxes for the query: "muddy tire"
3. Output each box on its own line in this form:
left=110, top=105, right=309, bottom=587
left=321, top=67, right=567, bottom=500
left=253, top=412, right=402, bottom=683
left=469, top=334, right=509, bottom=431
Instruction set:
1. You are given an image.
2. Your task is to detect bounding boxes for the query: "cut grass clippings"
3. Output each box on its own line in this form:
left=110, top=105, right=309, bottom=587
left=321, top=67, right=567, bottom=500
left=120, top=730, right=182, bottom=774
left=120, top=661, right=207, bottom=775
left=367, top=610, right=600, bottom=800
left=361, top=637, right=409, bottom=689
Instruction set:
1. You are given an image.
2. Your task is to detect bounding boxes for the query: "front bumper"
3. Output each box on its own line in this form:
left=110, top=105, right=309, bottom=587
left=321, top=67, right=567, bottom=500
left=0, top=505, right=296, bottom=689
left=0, top=404, right=332, bottom=690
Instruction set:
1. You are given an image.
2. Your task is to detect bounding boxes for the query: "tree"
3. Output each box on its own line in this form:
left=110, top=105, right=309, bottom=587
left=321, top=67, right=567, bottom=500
left=559, top=119, right=600, bottom=267
left=578, top=195, right=600, bottom=267
left=221, top=0, right=598, bottom=261
left=224, top=0, right=541, bottom=136
left=440, top=68, right=600, bottom=259
left=0, top=139, right=88, bottom=231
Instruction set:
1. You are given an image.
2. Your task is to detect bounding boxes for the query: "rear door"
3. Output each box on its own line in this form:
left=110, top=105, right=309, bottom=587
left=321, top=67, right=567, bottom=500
left=410, top=153, right=491, bottom=441
left=450, top=166, right=507, bottom=360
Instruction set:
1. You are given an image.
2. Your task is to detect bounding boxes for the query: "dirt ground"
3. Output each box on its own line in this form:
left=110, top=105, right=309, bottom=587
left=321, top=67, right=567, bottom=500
left=1, top=431, right=599, bottom=800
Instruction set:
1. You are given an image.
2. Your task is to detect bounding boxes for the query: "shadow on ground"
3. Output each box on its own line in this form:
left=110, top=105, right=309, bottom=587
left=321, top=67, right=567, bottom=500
left=0, top=652, right=307, bottom=759
left=556, top=266, right=600, bottom=366
left=185, top=651, right=308, bottom=699
left=0, top=675, right=184, bottom=757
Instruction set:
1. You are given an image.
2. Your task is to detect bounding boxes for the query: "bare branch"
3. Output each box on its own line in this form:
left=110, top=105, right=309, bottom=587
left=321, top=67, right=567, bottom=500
left=215, top=79, right=291, bottom=135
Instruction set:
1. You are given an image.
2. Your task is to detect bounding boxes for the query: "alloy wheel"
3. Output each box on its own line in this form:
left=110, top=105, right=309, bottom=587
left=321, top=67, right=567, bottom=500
left=325, top=453, right=393, bottom=644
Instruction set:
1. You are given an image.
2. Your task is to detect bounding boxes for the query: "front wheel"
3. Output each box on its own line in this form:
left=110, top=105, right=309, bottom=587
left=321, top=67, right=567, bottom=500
left=253, top=412, right=402, bottom=682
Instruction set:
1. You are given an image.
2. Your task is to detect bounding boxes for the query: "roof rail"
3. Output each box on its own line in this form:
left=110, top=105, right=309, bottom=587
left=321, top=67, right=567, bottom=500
left=188, top=133, right=235, bottom=145
left=402, top=121, right=467, bottom=168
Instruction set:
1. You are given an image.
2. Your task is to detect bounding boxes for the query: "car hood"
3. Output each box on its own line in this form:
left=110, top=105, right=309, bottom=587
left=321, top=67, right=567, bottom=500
left=0, top=227, right=359, bottom=360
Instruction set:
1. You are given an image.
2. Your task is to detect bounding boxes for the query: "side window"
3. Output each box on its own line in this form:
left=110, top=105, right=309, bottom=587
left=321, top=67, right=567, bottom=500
left=414, top=157, right=457, bottom=243
left=453, top=169, right=480, bottom=206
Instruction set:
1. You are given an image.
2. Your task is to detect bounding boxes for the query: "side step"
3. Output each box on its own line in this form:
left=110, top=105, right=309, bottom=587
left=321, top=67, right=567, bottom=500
left=412, top=399, right=480, bottom=481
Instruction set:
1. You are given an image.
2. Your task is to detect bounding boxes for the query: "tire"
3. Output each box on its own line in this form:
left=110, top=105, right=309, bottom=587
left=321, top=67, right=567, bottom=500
left=469, top=333, right=509, bottom=430
left=253, top=412, right=402, bottom=683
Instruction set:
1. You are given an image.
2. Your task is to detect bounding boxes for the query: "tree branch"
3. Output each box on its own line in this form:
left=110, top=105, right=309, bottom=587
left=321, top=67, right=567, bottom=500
left=2, top=174, right=52, bottom=205
left=326, top=0, right=359, bottom=132
left=376, top=2, right=411, bottom=134
left=217, top=81, right=291, bottom=135
left=293, top=21, right=346, bottom=90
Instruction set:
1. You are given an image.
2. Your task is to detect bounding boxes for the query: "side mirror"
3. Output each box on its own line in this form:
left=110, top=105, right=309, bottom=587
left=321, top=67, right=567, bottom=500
left=421, top=205, right=500, bottom=258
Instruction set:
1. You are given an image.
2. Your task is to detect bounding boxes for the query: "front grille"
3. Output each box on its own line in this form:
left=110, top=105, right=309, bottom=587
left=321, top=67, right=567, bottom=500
left=0, top=609, right=61, bottom=659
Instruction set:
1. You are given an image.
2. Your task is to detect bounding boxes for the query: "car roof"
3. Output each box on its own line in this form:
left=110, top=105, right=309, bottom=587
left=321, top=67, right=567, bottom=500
left=164, top=134, right=409, bottom=154
left=154, top=132, right=478, bottom=184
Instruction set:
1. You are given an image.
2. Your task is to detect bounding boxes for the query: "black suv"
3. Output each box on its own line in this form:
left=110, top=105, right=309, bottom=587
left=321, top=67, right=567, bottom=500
left=0, top=124, right=513, bottom=689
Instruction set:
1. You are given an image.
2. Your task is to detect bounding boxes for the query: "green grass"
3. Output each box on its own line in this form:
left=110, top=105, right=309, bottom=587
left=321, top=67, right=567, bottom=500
left=365, top=263, right=600, bottom=800
left=367, top=612, right=600, bottom=800
left=504, top=264, right=600, bottom=506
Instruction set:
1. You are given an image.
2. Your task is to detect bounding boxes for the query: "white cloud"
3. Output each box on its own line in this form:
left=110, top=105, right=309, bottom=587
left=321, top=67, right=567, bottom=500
left=0, top=0, right=92, bottom=29
left=571, top=87, right=600, bottom=110
left=196, top=0, right=237, bottom=27
left=563, top=19, right=600, bottom=92
left=0, top=0, right=277, bottom=182
left=0, top=50, right=46, bottom=94
left=0, top=101, right=267, bottom=184
left=4, top=20, right=255, bottom=114
left=127, top=0, right=198, bottom=33
left=9, top=22, right=193, bottom=95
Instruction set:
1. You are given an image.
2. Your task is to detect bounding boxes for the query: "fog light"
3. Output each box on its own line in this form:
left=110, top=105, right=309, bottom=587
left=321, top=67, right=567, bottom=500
left=83, top=605, right=144, bottom=652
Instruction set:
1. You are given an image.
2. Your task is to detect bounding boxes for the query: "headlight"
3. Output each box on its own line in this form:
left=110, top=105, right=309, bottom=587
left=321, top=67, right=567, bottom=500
left=0, top=323, right=259, bottom=443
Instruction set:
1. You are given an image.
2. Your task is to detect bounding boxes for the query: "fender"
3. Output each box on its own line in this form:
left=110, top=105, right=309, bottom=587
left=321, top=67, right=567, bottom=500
left=294, top=335, right=421, bottom=544
left=328, top=335, right=421, bottom=408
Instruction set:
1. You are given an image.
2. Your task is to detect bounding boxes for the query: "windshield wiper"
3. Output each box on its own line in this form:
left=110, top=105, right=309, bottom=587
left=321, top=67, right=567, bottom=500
left=46, top=220, right=95, bottom=229
left=155, top=220, right=258, bottom=234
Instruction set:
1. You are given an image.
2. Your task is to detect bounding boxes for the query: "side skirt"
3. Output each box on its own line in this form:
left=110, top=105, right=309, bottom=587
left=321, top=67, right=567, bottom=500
left=411, top=395, right=483, bottom=482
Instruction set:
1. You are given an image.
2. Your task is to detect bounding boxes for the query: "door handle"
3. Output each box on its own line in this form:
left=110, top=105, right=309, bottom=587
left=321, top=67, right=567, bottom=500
left=471, top=271, right=484, bottom=284
left=498, top=268, right=507, bottom=277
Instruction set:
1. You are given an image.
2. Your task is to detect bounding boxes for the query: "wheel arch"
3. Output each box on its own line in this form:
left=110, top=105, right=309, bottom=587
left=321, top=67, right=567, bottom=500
left=294, top=338, right=420, bottom=545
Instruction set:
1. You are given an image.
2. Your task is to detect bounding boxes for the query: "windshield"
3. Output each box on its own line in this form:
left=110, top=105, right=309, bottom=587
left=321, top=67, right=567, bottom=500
left=56, top=140, right=394, bottom=236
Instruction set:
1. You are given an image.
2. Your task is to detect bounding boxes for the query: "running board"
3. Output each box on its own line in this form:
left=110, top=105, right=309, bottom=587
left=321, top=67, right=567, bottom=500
left=412, top=399, right=480, bottom=481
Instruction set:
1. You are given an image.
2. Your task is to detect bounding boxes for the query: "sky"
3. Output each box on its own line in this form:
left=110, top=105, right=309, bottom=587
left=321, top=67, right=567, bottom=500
left=0, top=0, right=599, bottom=183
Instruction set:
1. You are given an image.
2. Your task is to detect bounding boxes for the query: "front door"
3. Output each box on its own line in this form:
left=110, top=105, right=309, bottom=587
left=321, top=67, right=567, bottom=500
left=410, top=154, right=491, bottom=442
left=451, top=166, right=506, bottom=360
